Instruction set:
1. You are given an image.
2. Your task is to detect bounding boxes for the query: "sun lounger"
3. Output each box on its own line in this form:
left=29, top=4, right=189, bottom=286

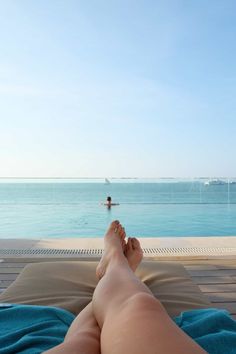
left=1, top=261, right=236, bottom=354
left=0, top=261, right=211, bottom=317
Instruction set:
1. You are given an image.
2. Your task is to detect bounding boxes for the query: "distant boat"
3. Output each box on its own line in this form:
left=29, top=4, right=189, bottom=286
left=105, top=178, right=111, bottom=184
left=204, top=179, right=227, bottom=186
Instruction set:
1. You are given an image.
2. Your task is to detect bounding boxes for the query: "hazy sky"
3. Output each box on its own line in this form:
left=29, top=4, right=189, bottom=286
left=0, top=0, right=236, bottom=178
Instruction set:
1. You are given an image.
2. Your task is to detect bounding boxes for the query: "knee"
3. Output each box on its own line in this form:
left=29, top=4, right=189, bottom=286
left=124, top=293, right=165, bottom=315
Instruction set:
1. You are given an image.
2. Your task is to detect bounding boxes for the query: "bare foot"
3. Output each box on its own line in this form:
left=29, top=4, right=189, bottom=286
left=125, top=237, right=143, bottom=272
left=96, top=221, right=126, bottom=279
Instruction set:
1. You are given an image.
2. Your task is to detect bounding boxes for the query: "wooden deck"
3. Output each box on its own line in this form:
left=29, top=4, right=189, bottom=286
left=183, top=259, right=236, bottom=320
left=0, top=257, right=236, bottom=320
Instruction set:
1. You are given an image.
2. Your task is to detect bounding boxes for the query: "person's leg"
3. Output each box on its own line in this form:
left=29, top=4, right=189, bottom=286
left=43, top=225, right=141, bottom=354
left=44, top=302, right=100, bottom=354
left=93, top=221, right=207, bottom=354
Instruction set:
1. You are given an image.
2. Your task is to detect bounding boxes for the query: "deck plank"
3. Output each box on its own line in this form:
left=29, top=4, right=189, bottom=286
left=185, top=265, right=236, bottom=271
left=199, top=284, right=236, bottom=292
left=0, top=274, right=19, bottom=281
left=0, top=267, right=26, bottom=274
left=215, top=265, right=236, bottom=270
left=0, top=263, right=28, bottom=268
left=192, top=276, right=236, bottom=284
left=208, top=293, right=236, bottom=302
left=184, top=265, right=218, bottom=270
left=188, top=269, right=236, bottom=277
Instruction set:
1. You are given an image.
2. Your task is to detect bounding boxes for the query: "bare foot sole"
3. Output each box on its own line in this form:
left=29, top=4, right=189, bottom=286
left=125, top=237, right=143, bottom=272
left=96, top=221, right=126, bottom=279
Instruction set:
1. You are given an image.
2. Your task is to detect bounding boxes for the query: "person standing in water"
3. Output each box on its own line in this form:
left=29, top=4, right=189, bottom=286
left=105, top=196, right=119, bottom=208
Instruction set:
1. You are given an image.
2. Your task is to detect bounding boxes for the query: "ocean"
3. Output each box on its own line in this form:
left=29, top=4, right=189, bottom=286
left=0, top=179, right=236, bottom=239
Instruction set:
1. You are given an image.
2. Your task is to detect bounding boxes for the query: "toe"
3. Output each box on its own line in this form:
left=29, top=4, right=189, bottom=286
left=112, top=220, right=120, bottom=227
left=124, top=238, right=131, bottom=256
left=121, top=226, right=126, bottom=238
left=117, top=224, right=124, bottom=236
left=122, top=239, right=126, bottom=251
left=131, top=237, right=141, bottom=250
left=127, top=237, right=132, bottom=250
left=109, top=220, right=119, bottom=232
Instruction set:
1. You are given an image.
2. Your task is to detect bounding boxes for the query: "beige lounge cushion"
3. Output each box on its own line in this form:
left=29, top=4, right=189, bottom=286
left=138, top=262, right=211, bottom=317
left=0, top=261, right=211, bottom=318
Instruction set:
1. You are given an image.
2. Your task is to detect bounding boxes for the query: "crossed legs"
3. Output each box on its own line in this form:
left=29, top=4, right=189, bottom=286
left=93, top=221, right=206, bottom=354
left=44, top=223, right=142, bottom=354
left=46, top=221, right=206, bottom=354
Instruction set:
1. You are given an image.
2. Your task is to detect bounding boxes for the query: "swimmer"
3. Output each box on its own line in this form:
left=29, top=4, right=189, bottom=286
left=103, top=196, right=119, bottom=207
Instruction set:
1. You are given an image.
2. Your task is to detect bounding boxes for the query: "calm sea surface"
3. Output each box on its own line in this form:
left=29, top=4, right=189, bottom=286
left=0, top=179, right=236, bottom=239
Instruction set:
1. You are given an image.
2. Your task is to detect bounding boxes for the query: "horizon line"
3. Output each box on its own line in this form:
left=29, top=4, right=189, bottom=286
left=0, top=176, right=235, bottom=180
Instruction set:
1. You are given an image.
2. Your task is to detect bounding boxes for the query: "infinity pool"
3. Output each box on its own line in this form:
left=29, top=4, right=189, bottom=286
left=0, top=180, right=235, bottom=238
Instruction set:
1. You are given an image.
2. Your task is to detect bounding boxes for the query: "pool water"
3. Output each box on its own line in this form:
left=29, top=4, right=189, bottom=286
left=0, top=180, right=236, bottom=239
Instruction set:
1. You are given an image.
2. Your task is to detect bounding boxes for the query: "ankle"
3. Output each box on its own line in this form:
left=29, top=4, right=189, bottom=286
left=106, top=250, right=127, bottom=270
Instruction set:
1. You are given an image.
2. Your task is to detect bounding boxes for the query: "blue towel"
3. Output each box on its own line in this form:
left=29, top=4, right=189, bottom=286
left=174, top=308, right=236, bottom=354
left=0, top=304, right=235, bottom=353
left=0, top=303, right=75, bottom=353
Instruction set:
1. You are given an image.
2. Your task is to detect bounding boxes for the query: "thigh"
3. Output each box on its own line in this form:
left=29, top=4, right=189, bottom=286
left=101, top=294, right=206, bottom=354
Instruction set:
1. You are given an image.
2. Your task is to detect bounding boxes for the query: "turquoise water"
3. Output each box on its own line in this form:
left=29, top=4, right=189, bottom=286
left=0, top=179, right=236, bottom=239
